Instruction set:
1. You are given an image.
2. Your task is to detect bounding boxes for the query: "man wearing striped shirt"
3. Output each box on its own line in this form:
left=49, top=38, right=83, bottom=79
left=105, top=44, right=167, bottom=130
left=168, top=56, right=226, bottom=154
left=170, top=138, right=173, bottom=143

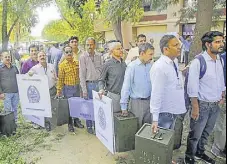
left=79, top=37, right=103, bottom=134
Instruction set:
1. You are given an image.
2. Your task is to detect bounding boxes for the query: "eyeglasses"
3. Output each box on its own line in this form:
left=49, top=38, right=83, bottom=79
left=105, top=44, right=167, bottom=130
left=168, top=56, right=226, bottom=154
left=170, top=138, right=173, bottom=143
left=65, top=51, right=72, bottom=54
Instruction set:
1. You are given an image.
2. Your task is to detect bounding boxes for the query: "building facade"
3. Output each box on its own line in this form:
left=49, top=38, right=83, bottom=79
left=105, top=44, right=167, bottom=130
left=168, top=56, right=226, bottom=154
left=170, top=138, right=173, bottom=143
left=94, top=0, right=226, bottom=56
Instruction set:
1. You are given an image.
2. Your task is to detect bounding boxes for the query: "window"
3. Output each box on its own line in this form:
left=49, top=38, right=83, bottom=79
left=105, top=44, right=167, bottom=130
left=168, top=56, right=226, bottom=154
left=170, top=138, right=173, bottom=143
left=143, top=0, right=151, bottom=12
left=143, top=0, right=167, bottom=12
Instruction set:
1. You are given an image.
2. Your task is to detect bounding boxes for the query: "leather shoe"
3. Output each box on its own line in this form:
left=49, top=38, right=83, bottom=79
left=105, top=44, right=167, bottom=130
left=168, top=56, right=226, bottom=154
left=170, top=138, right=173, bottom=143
left=74, top=119, right=84, bottom=129
left=45, top=121, right=51, bottom=132
left=184, top=156, right=195, bottom=164
left=87, top=128, right=95, bottom=135
left=68, top=124, right=75, bottom=132
left=195, top=153, right=215, bottom=164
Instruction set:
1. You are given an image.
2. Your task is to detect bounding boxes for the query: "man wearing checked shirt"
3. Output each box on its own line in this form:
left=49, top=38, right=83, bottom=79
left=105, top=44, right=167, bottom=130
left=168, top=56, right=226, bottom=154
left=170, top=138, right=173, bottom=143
left=120, top=43, right=154, bottom=128
left=56, top=45, right=84, bottom=132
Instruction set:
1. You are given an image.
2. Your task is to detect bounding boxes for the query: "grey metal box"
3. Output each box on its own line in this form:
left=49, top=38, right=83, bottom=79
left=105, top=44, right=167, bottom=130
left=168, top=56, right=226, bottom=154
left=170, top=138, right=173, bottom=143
left=114, top=112, right=138, bottom=152
left=45, top=98, right=69, bottom=131
left=0, top=111, right=16, bottom=136
left=135, top=123, right=174, bottom=164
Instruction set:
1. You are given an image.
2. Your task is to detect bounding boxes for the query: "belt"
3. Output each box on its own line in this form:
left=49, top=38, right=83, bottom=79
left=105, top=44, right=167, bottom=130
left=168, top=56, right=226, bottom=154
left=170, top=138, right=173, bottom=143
left=132, top=97, right=150, bottom=100
left=86, top=80, right=98, bottom=83
left=199, top=100, right=219, bottom=106
left=109, top=91, right=120, bottom=95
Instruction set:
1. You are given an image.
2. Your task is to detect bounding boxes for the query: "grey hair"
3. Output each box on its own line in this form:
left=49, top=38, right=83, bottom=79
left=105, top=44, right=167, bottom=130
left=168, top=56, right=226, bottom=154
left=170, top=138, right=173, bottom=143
left=108, top=42, right=122, bottom=52
left=160, top=35, right=176, bottom=54
left=86, top=37, right=96, bottom=44
left=138, top=43, right=154, bottom=55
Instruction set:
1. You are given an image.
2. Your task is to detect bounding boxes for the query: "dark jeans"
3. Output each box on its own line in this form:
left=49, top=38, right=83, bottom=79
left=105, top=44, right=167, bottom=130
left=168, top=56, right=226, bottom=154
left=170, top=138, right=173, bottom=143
left=63, top=85, right=81, bottom=125
left=185, top=51, right=189, bottom=66
left=186, top=101, right=220, bottom=159
left=158, top=113, right=177, bottom=130
left=86, top=82, right=98, bottom=128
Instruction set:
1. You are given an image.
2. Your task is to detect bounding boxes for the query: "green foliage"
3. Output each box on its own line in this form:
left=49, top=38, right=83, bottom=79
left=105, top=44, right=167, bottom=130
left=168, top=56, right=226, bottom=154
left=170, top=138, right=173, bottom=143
left=106, top=0, right=144, bottom=23
left=0, top=103, right=50, bottom=164
left=42, top=0, right=103, bottom=43
left=174, top=0, right=226, bottom=25
left=0, top=136, right=25, bottom=164
left=0, top=0, right=50, bottom=45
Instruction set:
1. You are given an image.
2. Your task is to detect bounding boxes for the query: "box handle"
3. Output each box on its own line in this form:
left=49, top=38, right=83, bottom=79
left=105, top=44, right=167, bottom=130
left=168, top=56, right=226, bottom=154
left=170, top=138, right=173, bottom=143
left=152, top=132, right=164, bottom=140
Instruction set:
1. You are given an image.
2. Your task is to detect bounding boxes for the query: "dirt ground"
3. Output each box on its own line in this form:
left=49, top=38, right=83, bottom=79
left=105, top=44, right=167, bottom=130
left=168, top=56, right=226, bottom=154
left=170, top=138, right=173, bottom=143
left=22, top=117, right=226, bottom=164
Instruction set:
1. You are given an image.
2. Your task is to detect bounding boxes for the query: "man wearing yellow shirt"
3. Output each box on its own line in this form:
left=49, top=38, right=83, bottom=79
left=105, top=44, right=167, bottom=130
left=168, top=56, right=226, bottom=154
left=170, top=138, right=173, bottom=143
left=56, top=45, right=84, bottom=132
left=59, top=36, right=84, bottom=95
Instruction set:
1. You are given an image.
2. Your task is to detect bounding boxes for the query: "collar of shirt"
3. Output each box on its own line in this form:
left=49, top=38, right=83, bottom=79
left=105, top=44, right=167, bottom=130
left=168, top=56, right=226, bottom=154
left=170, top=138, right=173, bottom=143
left=1, top=64, right=13, bottom=68
left=73, top=49, right=83, bottom=56
left=203, top=51, right=221, bottom=61
left=161, top=55, right=175, bottom=64
left=29, top=58, right=37, bottom=63
left=112, top=57, right=123, bottom=63
left=85, top=51, right=99, bottom=57
left=36, top=63, right=51, bottom=68
left=63, top=59, right=76, bottom=64
left=135, top=58, right=143, bottom=65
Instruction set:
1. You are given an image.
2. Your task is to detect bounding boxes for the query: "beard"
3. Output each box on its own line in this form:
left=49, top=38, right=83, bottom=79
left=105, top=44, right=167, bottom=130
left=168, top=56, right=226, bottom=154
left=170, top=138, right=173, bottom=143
left=210, top=45, right=224, bottom=55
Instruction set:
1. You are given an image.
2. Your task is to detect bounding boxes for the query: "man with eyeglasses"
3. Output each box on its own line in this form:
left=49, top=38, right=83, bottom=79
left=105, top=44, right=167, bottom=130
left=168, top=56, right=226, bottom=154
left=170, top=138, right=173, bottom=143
left=59, top=36, right=84, bottom=96
left=150, top=35, right=186, bottom=164
left=21, top=44, right=39, bottom=74
left=60, top=36, right=84, bottom=63
left=150, top=34, right=186, bottom=132
left=120, top=43, right=154, bottom=128
left=0, top=51, right=20, bottom=123
left=56, top=45, right=83, bottom=132
left=79, top=37, right=103, bottom=134
left=58, top=37, right=85, bottom=130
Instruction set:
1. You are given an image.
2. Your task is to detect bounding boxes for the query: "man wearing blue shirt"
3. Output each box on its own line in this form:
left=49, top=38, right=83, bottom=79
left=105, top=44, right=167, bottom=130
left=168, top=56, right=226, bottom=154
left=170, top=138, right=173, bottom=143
left=185, top=31, right=225, bottom=164
left=120, top=43, right=154, bottom=128
left=179, top=35, right=192, bottom=65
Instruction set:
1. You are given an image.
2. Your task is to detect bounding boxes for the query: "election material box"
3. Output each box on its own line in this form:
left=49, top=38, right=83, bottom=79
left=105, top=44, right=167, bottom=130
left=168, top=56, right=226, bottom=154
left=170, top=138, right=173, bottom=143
left=45, top=98, right=69, bottom=131
left=135, top=124, right=174, bottom=164
left=114, top=112, right=138, bottom=152
left=0, top=111, right=16, bottom=136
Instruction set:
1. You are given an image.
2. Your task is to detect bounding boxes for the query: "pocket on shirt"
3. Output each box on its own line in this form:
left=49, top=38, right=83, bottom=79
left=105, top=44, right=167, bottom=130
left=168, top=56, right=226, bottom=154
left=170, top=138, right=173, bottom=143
left=64, top=68, right=74, bottom=76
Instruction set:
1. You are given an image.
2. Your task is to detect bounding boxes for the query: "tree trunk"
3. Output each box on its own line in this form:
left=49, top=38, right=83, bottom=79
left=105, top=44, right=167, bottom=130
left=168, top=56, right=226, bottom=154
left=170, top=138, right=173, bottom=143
left=2, top=0, right=8, bottom=51
left=189, top=0, right=214, bottom=61
left=112, top=17, right=123, bottom=43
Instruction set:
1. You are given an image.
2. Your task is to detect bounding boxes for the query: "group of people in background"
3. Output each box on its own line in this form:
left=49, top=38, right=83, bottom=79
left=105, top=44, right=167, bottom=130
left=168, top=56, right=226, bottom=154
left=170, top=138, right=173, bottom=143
left=0, top=30, right=226, bottom=164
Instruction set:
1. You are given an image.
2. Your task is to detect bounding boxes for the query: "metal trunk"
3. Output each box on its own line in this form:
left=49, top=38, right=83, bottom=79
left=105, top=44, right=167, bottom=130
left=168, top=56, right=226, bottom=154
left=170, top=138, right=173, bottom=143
left=135, top=124, right=174, bottom=164
left=0, top=111, right=16, bottom=136
left=114, top=112, right=138, bottom=152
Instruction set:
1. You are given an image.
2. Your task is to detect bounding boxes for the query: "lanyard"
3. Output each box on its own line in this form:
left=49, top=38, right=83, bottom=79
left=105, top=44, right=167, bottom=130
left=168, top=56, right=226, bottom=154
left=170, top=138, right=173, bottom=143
left=44, top=67, right=47, bottom=75
left=173, top=62, right=179, bottom=80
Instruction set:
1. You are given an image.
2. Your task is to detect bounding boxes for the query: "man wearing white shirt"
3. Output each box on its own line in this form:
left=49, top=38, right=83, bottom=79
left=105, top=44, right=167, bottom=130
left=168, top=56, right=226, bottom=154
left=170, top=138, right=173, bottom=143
left=185, top=31, right=226, bottom=164
left=125, top=34, right=146, bottom=65
left=150, top=35, right=186, bottom=134
left=29, top=51, right=57, bottom=98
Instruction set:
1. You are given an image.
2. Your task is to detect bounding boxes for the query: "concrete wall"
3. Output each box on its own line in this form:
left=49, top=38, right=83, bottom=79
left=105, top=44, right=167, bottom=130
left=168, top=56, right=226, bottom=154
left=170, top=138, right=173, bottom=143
left=105, top=31, right=116, bottom=41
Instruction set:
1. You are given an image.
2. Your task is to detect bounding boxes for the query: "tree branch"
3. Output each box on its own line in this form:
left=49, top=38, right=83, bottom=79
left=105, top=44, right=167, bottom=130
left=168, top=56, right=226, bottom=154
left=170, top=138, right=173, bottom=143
left=7, top=0, right=29, bottom=37
left=55, top=0, right=75, bottom=29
